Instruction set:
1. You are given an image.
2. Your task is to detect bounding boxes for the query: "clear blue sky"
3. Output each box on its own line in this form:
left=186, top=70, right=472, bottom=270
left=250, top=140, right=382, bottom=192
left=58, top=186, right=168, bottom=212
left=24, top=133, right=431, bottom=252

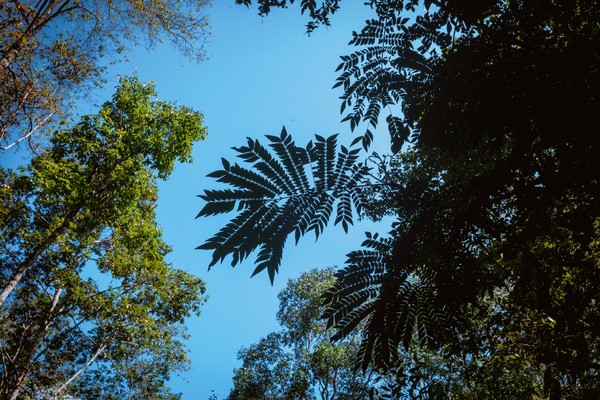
left=4, top=2, right=392, bottom=398
left=107, top=3, right=392, bottom=399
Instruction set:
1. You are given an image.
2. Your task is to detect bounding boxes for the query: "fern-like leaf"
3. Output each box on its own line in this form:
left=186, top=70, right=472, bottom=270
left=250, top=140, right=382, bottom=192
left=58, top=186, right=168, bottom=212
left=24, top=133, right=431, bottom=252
left=198, top=127, right=369, bottom=283
left=334, top=8, right=443, bottom=151
left=324, top=232, right=444, bottom=371
left=386, top=115, right=410, bottom=153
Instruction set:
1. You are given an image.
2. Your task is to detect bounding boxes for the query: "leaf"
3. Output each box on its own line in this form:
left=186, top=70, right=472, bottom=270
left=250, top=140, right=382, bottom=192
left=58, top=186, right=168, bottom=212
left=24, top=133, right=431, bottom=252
left=268, top=127, right=311, bottom=192
left=335, top=195, right=353, bottom=233
left=323, top=232, right=442, bottom=371
left=196, top=189, right=262, bottom=217
left=386, top=115, right=410, bottom=154
left=198, top=128, right=370, bottom=281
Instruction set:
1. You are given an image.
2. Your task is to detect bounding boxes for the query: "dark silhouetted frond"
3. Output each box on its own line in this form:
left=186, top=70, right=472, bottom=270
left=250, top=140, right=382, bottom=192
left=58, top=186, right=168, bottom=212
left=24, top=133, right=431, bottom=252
left=198, top=127, right=369, bottom=283
left=324, top=232, right=443, bottom=371
left=386, top=115, right=410, bottom=154
left=334, top=7, right=451, bottom=151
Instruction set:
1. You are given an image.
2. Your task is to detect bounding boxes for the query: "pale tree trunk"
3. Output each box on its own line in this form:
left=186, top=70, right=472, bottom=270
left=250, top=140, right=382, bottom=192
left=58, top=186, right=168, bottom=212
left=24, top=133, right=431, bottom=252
left=6, top=288, right=62, bottom=400
left=0, top=47, right=19, bottom=71
left=1, top=157, right=119, bottom=306
left=0, top=111, right=55, bottom=150
left=0, top=205, right=80, bottom=307
left=54, top=343, right=107, bottom=396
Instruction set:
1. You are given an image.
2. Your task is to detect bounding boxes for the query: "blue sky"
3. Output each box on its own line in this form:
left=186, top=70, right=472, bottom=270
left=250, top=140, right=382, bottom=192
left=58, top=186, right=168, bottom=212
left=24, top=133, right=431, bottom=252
left=4, top=2, right=392, bottom=398
left=153, top=5, right=392, bottom=397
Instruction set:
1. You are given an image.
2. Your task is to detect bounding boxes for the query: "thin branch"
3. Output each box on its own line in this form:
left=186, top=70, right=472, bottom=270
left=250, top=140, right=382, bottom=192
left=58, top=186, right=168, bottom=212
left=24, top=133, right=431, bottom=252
left=6, top=287, right=63, bottom=400
left=0, top=111, right=55, bottom=151
left=54, top=343, right=107, bottom=395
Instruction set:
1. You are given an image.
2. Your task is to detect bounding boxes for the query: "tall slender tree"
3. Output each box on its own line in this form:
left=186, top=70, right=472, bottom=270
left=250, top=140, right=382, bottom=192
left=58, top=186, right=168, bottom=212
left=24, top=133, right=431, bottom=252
left=0, top=76, right=207, bottom=399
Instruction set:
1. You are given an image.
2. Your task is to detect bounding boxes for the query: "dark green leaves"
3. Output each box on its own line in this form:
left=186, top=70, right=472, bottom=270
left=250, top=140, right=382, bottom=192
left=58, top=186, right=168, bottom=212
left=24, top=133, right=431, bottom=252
left=323, top=232, right=441, bottom=371
left=386, top=115, right=410, bottom=154
left=231, top=0, right=600, bottom=392
left=197, top=127, right=369, bottom=283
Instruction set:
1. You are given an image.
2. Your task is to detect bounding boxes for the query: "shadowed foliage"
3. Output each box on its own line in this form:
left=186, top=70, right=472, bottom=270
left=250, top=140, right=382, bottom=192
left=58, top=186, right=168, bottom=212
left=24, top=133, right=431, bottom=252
left=201, top=1, right=600, bottom=397
left=197, top=127, right=369, bottom=283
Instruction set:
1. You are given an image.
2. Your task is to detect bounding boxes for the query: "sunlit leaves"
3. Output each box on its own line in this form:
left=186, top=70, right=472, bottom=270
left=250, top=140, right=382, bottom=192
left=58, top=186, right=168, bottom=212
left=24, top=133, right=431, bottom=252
left=198, top=128, right=369, bottom=282
left=0, top=78, right=207, bottom=398
left=227, top=268, right=375, bottom=399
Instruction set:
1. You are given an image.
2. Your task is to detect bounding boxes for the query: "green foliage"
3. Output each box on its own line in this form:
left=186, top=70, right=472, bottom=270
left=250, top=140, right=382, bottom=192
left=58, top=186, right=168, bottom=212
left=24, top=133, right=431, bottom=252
left=227, top=268, right=376, bottom=400
left=0, top=77, right=207, bottom=399
left=197, top=128, right=369, bottom=283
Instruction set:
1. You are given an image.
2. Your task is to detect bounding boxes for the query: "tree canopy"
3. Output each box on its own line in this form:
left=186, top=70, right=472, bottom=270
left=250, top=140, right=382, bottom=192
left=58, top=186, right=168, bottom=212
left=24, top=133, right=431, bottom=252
left=0, top=0, right=210, bottom=150
left=227, top=268, right=377, bottom=400
left=0, top=76, right=208, bottom=399
left=201, top=0, right=600, bottom=397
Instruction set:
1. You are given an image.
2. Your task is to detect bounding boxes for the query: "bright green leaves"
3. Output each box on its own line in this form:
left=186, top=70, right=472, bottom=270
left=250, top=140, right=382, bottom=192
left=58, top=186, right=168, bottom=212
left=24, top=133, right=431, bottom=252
left=25, top=76, right=207, bottom=270
left=112, top=79, right=206, bottom=178
left=227, top=268, right=375, bottom=400
left=197, top=127, right=369, bottom=283
left=53, top=76, right=206, bottom=180
left=0, top=77, right=207, bottom=398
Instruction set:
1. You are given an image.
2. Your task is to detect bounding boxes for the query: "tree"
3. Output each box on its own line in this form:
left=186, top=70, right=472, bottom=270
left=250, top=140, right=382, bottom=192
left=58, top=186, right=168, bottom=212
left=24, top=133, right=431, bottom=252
left=0, top=0, right=210, bottom=150
left=227, top=268, right=377, bottom=400
left=0, top=76, right=208, bottom=399
left=200, top=0, right=600, bottom=398
left=227, top=268, right=541, bottom=400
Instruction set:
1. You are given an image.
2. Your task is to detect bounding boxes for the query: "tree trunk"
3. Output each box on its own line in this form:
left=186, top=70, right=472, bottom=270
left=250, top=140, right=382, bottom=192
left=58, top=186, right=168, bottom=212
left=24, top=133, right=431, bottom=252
left=0, top=205, right=80, bottom=307
left=6, top=288, right=62, bottom=400
left=55, top=343, right=107, bottom=396
left=0, top=47, right=19, bottom=71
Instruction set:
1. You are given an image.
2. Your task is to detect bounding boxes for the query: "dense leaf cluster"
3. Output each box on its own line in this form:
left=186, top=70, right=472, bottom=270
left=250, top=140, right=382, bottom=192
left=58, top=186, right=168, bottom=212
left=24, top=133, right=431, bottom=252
left=227, top=269, right=377, bottom=400
left=204, top=0, right=600, bottom=397
left=0, top=78, right=207, bottom=399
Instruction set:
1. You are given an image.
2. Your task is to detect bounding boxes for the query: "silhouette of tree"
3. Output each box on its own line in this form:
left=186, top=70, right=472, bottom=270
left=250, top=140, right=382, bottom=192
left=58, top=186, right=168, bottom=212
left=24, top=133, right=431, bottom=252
left=201, top=1, right=600, bottom=397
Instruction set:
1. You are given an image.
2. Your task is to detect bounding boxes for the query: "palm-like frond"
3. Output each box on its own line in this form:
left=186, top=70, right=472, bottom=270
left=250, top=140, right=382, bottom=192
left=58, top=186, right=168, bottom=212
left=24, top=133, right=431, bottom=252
left=323, top=232, right=443, bottom=371
left=197, top=127, right=369, bottom=283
